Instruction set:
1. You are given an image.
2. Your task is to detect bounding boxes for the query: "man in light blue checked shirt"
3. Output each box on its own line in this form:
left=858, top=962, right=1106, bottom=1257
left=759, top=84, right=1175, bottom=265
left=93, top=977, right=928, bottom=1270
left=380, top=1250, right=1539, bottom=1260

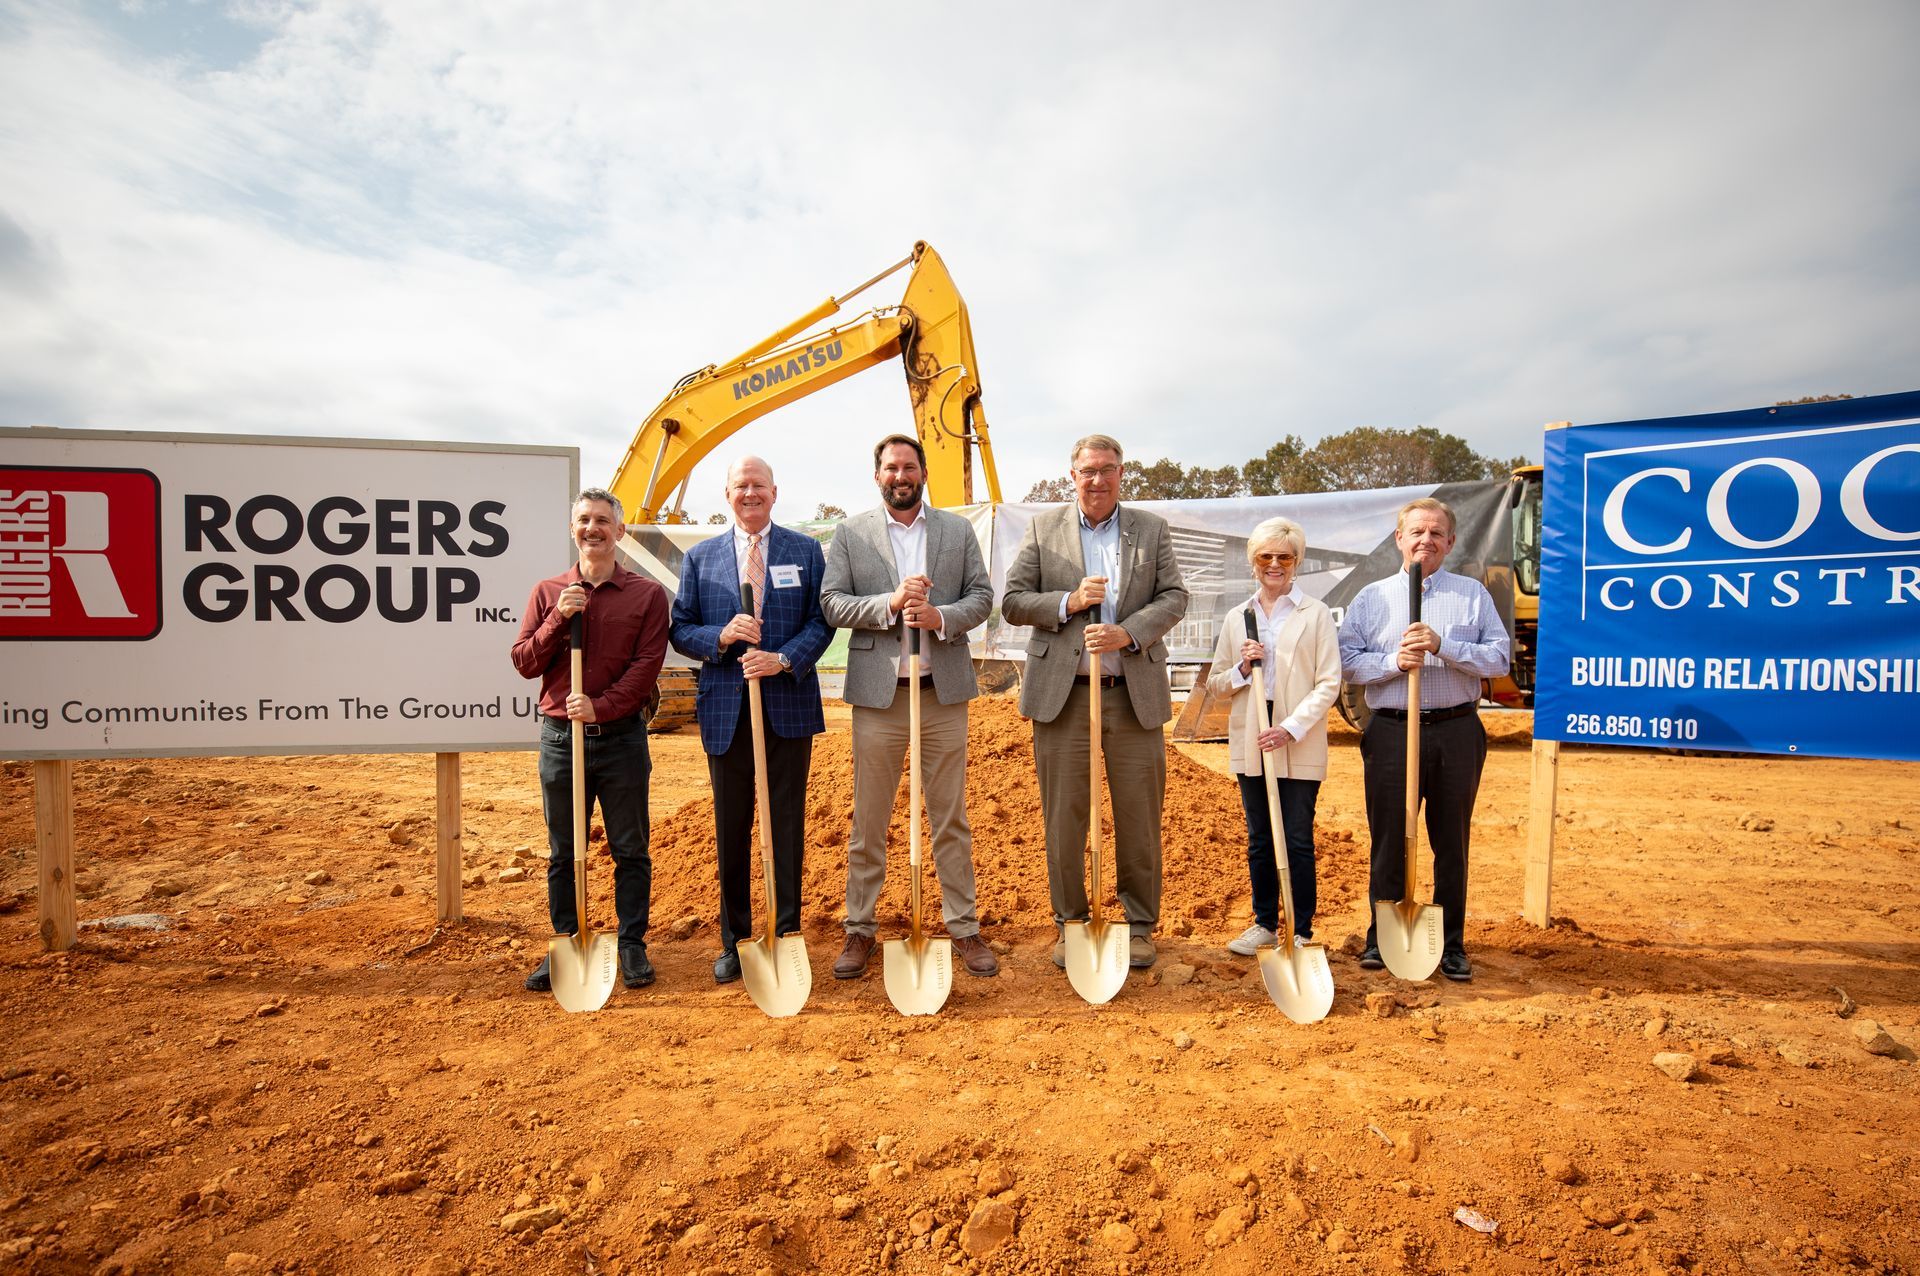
left=1338, top=497, right=1510, bottom=981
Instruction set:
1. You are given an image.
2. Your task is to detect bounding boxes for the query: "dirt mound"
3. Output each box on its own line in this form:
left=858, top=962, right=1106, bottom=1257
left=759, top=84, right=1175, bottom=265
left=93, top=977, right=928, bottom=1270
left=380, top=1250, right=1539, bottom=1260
left=2, top=716, right=1916, bottom=1274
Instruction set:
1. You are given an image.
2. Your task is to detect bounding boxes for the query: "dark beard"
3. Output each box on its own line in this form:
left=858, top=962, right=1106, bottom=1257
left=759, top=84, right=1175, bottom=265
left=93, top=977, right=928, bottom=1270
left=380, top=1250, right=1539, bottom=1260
left=883, top=483, right=923, bottom=512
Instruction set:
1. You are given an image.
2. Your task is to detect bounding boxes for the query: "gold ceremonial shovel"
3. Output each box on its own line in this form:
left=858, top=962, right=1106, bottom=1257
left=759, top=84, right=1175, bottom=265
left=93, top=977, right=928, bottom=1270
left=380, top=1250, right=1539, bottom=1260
left=735, top=583, right=813, bottom=1018
left=883, top=629, right=953, bottom=1016
left=548, top=611, right=619, bottom=1013
left=1064, top=669, right=1129, bottom=1005
left=1375, top=563, right=1444, bottom=982
left=1241, top=609, right=1334, bottom=1023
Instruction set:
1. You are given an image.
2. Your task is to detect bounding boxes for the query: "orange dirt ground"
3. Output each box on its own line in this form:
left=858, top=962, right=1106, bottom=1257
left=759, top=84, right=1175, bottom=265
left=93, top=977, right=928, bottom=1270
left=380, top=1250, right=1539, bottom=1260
left=1, top=698, right=1916, bottom=1275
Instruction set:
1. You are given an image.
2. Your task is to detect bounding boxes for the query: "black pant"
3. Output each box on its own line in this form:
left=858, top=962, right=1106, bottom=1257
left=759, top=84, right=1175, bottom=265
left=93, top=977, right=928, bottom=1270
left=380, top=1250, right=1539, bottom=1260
left=709, top=696, right=810, bottom=950
left=539, top=721, right=651, bottom=948
left=1360, top=711, right=1486, bottom=955
left=1235, top=773, right=1320, bottom=939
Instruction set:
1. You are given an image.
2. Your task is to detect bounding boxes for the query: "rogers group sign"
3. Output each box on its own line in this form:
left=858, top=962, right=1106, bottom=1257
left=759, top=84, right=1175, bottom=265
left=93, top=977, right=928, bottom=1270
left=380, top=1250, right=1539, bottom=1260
left=1, top=429, right=576, bottom=758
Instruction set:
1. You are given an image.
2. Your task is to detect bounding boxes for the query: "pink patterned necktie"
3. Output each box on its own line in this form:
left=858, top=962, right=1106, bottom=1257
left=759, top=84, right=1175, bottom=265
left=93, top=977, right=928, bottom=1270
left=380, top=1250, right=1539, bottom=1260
left=746, top=533, right=766, bottom=618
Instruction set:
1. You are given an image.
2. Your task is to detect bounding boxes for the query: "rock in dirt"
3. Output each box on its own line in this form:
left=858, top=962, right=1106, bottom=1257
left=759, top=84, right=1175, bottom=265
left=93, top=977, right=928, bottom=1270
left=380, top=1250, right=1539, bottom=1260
left=667, top=915, right=701, bottom=941
left=831, top=1195, right=858, bottom=1219
left=1650, top=1052, right=1699, bottom=1082
left=1365, top=991, right=1396, bottom=1018
left=373, top=1171, right=424, bottom=1196
left=303, top=870, right=332, bottom=887
left=1540, top=1152, right=1582, bottom=1185
left=497, top=867, right=526, bottom=883
left=1325, top=1226, right=1357, bottom=1253
left=80, top=913, right=174, bottom=932
left=499, top=1204, right=563, bottom=1234
left=1160, top=963, right=1196, bottom=987
left=1280, top=1191, right=1310, bottom=1224
left=1643, top=1017, right=1668, bottom=1038
left=1776, top=1042, right=1816, bottom=1068
left=1172, top=1031, right=1195, bottom=1051
left=224, top=1255, right=262, bottom=1272
left=1850, top=1020, right=1902, bottom=1057
left=959, top=1200, right=1016, bottom=1255
left=976, top=1162, right=1015, bottom=1195
left=1205, top=1202, right=1253, bottom=1246
left=1580, top=1197, right=1622, bottom=1227
left=1101, top=1221, right=1142, bottom=1253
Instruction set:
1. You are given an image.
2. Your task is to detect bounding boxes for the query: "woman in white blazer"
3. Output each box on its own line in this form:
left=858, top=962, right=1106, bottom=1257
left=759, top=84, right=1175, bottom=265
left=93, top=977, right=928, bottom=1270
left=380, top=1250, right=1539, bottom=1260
left=1203, top=517, right=1341, bottom=956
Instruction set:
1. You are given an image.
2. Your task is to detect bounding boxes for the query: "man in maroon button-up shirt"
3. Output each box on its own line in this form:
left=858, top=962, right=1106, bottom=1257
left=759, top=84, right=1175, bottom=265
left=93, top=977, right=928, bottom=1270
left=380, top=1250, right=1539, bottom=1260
left=510, top=487, right=669, bottom=993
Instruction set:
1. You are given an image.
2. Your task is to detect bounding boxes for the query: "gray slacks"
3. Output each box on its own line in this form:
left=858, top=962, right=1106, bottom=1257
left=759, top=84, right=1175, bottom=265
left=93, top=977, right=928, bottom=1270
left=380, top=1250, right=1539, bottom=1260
left=844, top=691, right=980, bottom=938
left=1032, top=680, right=1164, bottom=937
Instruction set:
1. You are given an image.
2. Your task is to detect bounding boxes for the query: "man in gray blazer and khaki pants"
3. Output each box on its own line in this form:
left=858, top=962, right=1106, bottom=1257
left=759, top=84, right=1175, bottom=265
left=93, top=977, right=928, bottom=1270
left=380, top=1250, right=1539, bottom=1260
left=1002, top=433, right=1189, bottom=970
left=821, top=434, right=999, bottom=978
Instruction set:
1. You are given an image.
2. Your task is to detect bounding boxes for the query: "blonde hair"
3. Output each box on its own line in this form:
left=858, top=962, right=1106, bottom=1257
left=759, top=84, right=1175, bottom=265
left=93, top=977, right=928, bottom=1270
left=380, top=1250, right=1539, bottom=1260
left=1396, top=497, right=1455, bottom=535
left=1246, top=517, right=1304, bottom=563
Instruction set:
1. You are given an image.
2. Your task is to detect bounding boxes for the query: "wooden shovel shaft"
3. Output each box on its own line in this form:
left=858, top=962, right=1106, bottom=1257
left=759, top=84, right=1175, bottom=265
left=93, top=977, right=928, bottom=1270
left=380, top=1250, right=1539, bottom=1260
left=1088, top=671, right=1104, bottom=923
left=1247, top=660, right=1299, bottom=942
left=1403, top=564, right=1423, bottom=903
left=746, top=677, right=778, bottom=941
left=570, top=620, right=591, bottom=940
left=907, top=638, right=923, bottom=943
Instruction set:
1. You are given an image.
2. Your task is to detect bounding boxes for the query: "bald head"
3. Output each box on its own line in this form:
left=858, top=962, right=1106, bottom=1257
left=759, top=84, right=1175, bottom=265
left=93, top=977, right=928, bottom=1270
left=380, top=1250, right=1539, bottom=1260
left=725, top=455, right=777, bottom=533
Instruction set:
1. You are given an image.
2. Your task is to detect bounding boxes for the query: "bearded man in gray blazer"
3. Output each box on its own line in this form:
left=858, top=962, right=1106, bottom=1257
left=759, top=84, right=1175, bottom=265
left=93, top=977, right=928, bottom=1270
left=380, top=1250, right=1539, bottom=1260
left=1001, top=433, right=1189, bottom=970
left=820, top=434, right=998, bottom=979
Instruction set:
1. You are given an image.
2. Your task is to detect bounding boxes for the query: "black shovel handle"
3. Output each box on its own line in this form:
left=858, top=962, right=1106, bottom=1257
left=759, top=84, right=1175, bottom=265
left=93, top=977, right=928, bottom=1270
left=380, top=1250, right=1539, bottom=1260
left=1408, top=562, right=1422, bottom=623
left=1242, top=608, right=1260, bottom=657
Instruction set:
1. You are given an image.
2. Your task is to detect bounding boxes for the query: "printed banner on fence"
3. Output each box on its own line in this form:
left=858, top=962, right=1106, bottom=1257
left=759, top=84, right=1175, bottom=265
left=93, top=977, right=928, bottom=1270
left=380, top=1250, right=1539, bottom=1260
left=976, top=483, right=1516, bottom=665
left=1, top=428, right=577, bottom=758
left=1534, top=391, right=1920, bottom=760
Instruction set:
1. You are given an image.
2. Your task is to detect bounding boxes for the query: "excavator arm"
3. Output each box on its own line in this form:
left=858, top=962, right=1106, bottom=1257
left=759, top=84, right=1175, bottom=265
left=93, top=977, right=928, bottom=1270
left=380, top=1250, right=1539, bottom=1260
left=608, top=241, right=1002, bottom=521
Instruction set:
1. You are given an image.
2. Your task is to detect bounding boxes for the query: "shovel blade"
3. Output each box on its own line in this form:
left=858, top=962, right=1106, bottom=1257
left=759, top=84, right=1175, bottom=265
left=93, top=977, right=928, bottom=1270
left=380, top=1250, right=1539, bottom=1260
left=547, top=933, right=618, bottom=1014
left=882, top=934, right=953, bottom=1016
left=739, top=933, right=813, bottom=1018
left=1063, top=919, right=1129, bottom=1005
left=1373, top=898, right=1444, bottom=982
left=1257, top=938, right=1335, bottom=1024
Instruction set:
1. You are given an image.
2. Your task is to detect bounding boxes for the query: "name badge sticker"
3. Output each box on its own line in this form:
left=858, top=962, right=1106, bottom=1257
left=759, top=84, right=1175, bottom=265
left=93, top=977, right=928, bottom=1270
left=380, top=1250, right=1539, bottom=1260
left=769, top=564, right=802, bottom=589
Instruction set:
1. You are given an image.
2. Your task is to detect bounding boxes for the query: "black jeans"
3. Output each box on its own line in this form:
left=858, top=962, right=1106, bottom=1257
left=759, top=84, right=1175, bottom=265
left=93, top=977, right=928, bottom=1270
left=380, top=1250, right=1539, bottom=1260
left=1235, top=773, right=1320, bottom=939
left=538, top=720, right=652, bottom=948
left=1360, top=711, right=1485, bottom=955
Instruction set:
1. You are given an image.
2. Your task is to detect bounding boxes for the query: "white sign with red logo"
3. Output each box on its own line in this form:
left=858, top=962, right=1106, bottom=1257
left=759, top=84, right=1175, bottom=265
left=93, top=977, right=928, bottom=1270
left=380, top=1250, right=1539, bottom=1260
left=1, top=429, right=576, bottom=758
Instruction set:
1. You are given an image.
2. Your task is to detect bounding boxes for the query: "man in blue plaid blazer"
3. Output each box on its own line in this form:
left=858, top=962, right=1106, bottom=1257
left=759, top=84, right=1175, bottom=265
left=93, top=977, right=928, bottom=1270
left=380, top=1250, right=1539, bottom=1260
left=669, top=456, right=832, bottom=984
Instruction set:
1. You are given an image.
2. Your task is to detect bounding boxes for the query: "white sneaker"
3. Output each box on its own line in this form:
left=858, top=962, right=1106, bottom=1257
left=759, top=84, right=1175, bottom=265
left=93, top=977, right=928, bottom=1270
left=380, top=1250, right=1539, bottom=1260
left=1227, top=925, right=1277, bottom=957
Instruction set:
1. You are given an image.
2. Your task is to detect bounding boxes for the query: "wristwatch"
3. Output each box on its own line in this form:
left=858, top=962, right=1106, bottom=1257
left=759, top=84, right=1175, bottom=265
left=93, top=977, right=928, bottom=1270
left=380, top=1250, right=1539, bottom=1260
left=777, top=652, right=792, bottom=672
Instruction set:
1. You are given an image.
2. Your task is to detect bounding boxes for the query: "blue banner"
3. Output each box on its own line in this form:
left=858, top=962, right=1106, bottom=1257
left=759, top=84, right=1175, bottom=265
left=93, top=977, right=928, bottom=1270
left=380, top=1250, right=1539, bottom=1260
left=1535, top=391, right=1920, bottom=760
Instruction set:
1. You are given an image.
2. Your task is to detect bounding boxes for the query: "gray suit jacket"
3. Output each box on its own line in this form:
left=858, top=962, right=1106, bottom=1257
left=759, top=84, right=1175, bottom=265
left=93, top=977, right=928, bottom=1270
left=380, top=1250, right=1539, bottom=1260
left=1001, top=503, right=1189, bottom=727
left=820, top=505, right=993, bottom=709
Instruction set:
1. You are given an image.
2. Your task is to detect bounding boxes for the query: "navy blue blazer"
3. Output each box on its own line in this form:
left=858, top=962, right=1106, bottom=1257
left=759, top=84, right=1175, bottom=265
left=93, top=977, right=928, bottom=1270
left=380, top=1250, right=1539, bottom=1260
left=669, top=523, right=832, bottom=754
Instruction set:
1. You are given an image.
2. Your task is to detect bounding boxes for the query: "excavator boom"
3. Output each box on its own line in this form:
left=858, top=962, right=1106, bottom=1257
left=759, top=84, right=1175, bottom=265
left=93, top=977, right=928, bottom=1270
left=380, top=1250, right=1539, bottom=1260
left=608, top=241, right=1001, bottom=522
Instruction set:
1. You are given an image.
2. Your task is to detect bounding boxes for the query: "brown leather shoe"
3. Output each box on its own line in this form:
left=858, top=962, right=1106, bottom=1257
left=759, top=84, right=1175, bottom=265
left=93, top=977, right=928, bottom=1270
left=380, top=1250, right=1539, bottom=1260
left=833, top=932, right=876, bottom=979
left=951, top=934, right=999, bottom=977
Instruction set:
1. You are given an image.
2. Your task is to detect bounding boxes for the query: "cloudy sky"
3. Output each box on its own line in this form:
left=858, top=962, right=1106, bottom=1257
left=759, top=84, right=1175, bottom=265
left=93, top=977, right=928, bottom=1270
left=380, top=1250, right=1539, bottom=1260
left=3, top=0, right=1916, bottom=520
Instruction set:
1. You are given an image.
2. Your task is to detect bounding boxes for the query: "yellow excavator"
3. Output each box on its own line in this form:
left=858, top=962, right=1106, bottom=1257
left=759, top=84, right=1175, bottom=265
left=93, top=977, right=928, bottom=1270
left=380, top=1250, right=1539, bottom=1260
left=608, top=240, right=1001, bottom=523
left=611, top=241, right=1003, bottom=730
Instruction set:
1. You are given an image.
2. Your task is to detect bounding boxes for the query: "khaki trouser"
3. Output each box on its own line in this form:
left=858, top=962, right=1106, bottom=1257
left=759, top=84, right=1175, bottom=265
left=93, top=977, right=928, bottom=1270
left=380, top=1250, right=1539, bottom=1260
left=843, top=691, right=980, bottom=938
left=1033, top=680, right=1164, bottom=937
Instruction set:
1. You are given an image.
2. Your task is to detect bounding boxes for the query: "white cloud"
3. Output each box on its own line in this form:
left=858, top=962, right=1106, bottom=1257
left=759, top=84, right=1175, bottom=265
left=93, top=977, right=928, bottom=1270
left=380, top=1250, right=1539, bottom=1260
left=2, top=0, right=1916, bottom=517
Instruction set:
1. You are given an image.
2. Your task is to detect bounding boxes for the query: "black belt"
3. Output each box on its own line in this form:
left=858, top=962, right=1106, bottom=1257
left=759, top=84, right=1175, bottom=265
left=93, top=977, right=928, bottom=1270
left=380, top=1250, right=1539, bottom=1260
left=543, top=714, right=641, bottom=738
left=1373, top=703, right=1477, bottom=724
left=1074, top=673, right=1124, bottom=688
left=896, top=674, right=934, bottom=686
